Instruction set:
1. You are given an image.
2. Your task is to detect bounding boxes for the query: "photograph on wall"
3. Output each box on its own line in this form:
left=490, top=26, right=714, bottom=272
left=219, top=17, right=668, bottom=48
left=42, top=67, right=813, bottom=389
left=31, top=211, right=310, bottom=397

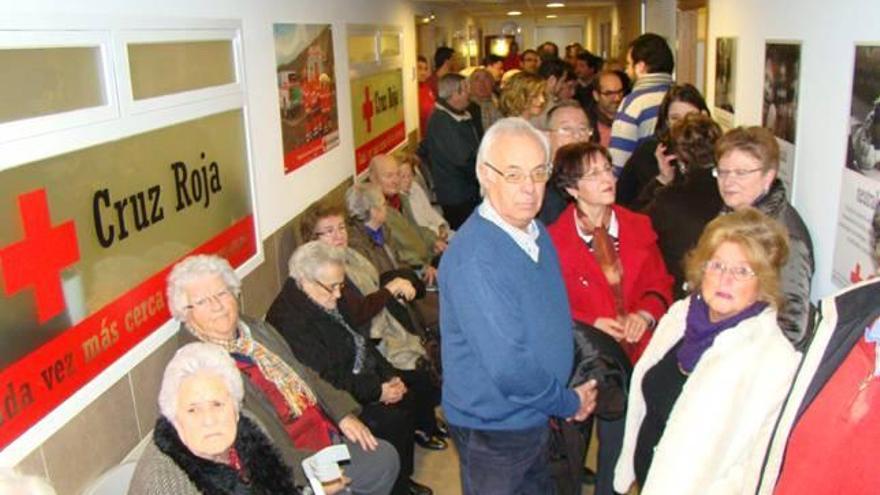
left=713, top=37, right=737, bottom=127
left=831, top=44, right=880, bottom=287
left=274, top=23, right=339, bottom=174
left=350, top=68, right=406, bottom=174
left=763, top=42, right=802, bottom=194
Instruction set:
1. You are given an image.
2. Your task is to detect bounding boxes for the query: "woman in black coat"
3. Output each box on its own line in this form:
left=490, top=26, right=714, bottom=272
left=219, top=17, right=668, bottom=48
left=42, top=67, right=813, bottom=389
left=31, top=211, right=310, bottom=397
left=266, top=241, right=438, bottom=495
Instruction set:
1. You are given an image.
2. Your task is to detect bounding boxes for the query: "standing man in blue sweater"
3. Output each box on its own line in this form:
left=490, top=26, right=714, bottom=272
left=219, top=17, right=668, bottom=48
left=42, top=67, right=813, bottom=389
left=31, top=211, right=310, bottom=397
left=439, top=117, right=598, bottom=494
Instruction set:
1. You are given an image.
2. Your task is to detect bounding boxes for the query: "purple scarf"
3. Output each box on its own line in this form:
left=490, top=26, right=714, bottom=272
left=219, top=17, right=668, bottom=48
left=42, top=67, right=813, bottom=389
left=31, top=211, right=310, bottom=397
left=676, top=295, right=768, bottom=373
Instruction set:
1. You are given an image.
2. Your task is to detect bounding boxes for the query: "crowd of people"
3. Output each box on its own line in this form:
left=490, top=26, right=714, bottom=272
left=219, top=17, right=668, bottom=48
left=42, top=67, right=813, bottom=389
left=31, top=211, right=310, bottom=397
left=116, top=33, right=880, bottom=495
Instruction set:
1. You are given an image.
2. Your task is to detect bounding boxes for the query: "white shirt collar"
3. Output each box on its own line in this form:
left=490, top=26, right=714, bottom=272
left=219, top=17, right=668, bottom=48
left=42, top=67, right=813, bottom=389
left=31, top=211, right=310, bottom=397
left=478, top=199, right=541, bottom=262
left=574, top=208, right=618, bottom=245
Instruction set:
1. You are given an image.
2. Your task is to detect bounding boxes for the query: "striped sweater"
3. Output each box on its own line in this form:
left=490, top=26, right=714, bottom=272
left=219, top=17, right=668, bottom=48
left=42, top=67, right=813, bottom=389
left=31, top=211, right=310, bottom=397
left=609, top=73, right=673, bottom=172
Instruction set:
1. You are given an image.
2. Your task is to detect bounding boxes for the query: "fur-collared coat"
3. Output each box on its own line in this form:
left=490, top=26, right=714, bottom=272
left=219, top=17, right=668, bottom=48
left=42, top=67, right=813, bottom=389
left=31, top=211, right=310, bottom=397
left=128, top=415, right=300, bottom=495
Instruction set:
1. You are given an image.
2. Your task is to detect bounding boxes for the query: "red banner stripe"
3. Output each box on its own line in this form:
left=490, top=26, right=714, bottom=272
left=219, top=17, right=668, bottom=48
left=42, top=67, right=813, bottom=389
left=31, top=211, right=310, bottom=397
left=355, top=122, right=406, bottom=173
left=0, top=215, right=255, bottom=449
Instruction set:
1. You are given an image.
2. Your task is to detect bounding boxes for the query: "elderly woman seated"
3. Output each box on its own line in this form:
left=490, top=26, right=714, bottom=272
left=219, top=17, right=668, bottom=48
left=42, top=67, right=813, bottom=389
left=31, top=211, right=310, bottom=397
left=266, top=241, right=441, bottom=495
left=345, top=183, right=439, bottom=329
left=614, top=209, right=800, bottom=495
left=164, top=255, right=399, bottom=495
left=129, top=342, right=303, bottom=494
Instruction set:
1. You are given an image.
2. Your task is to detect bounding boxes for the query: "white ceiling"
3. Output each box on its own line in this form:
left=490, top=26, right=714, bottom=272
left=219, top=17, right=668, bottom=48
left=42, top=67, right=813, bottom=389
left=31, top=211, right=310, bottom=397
left=413, top=0, right=617, bottom=17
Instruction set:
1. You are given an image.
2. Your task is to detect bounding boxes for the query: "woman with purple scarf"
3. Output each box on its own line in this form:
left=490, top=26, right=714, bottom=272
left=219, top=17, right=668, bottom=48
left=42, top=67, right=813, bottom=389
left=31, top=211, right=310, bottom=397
left=613, top=208, right=801, bottom=495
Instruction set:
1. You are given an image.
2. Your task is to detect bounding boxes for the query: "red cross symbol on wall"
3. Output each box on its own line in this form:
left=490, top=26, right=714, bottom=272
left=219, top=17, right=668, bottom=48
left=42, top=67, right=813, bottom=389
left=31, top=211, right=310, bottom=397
left=362, top=86, right=374, bottom=133
left=0, top=189, right=80, bottom=323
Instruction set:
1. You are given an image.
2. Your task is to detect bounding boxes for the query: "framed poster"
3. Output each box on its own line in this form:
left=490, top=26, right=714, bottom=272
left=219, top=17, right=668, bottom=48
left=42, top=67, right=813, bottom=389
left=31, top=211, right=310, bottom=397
left=832, top=44, right=880, bottom=286
left=713, top=37, right=737, bottom=128
left=273, top=24, right=339, bottom=174
left=763, top=42, right=802, bottom=194
left=350, top=68, right=405, bottom=174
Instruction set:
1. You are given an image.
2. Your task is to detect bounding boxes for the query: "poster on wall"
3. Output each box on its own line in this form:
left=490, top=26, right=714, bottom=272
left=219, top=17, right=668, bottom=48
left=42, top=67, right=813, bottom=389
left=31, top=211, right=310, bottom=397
left=762, top=42, right=802, bottom=194
left=714, top=37, right=737, bottom=129
left=831, top=44, right=880, bottom=287
left=0, top=110, right=257, bottom=449
left=274, top=24, right=339, bottom=174
left=350, top=68, right=406, bottom=174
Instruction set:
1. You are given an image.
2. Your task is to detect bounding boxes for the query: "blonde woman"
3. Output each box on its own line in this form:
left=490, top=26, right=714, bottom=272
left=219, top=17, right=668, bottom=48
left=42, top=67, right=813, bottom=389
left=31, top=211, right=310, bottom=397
left=498, top=71, right=546, bottom=119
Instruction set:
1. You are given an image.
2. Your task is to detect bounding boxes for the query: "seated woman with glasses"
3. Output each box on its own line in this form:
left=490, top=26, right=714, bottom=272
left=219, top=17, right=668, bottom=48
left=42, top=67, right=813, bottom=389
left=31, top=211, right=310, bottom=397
left=714, top=126, right=814, bottom=348
left=266, top=241, right=438, bottom=495
left=613, top=209, right=800, bottom=495
left=164, top=254, right=399, bottom=495
left=547, top=142, right=673, bottom=495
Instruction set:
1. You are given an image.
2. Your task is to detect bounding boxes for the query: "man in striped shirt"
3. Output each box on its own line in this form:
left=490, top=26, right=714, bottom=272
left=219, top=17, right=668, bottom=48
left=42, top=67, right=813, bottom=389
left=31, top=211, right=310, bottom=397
left=609, top=33, right=674, bottom=174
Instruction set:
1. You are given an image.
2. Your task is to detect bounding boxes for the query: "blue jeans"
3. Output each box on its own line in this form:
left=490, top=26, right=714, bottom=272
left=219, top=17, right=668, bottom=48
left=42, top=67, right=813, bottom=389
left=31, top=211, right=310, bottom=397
left=450, top=423, right=556, bottom=495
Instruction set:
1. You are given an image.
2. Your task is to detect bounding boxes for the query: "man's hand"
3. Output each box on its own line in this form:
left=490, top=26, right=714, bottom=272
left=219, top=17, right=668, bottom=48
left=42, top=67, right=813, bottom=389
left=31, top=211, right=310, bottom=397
left=323, top=474, right=352, bottom=495
left=338, top=414, right=378, bottom=451
left=422, top=266, right=438, bottom=286
left=433, top=239, right=448, bottom=254
left=594, top=317, right=625, bottom=341
left=385, top=277, right=416, bottom=301
left=620, top=312, right=650, bottom=343
left=569, top=379, right=598, bottom=422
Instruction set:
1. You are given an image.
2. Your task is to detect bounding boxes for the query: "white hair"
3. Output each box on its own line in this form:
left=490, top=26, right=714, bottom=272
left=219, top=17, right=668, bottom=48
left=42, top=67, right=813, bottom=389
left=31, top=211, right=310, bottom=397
left=288, top=240, right=346, bottom=282
left=158, top=343, right=244, bottom=422
left=475, top=117, right=551, bottom=189
left=438, top=73, right=466, bottom=100
left=166, top=255, right=241, bottom=321
left=0, top=469, right=56, bottom=495
left=345, top=182, right=384, bottom=223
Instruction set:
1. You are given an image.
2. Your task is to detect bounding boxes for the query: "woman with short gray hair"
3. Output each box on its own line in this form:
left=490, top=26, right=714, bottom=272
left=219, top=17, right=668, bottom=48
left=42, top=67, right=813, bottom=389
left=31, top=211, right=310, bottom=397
left=161, top=254, right=399, bottom=495
left=267, top=241, right=437, bottom=495
left=129, top=342, right=301, bottom=494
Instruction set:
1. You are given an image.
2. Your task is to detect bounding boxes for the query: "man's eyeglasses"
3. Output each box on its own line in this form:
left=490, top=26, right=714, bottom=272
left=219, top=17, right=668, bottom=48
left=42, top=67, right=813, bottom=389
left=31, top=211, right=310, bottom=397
left=185, top=289, right=235, bottom=310
left=597, top=89, right=624, bottom=97
left=314, top=279, right=345, bottom=295
left=551, top=126, right=593, bottom=138
left=703, top=260, right=756, bottom=281
left=712, top=167, right=765, bottom=180
left=483, top=161, right=552, bottom=184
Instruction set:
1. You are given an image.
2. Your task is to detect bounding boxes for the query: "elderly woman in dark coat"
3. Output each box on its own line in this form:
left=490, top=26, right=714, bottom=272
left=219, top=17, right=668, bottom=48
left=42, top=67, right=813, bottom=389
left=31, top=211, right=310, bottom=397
left=714, top=126, right=815, bottom=347
left=129, top=342, right=302, bottom=494
left=266, top=241, right=436, bottom=495
left=162, top=255, right=399, bottom=495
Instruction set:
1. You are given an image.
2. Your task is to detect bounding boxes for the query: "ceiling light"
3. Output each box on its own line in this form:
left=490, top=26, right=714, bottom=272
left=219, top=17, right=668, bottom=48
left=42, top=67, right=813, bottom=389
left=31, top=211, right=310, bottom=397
left=547, top=2, right=565, bottom=7
left=546, top=14, right=558, bottom=18
left=507, top=10, right=522, bottom=16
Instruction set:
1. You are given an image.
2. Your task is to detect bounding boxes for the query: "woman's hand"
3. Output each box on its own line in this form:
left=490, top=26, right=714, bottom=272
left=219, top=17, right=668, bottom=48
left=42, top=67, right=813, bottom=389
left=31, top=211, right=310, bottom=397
left=620, top=312, right=650, bottom=343
left=654, top=143, right=677, bottom=185
left=384, top=277, right=416, bottom=301
left=433, top=238, right=448, bottom=254
left=594, top=317, right=625, bottom=341
left=323, top=475, right=352, bottom=495
left=380, top=377, right=407, bottom=404
left=338, top=414, right=378, bottom=451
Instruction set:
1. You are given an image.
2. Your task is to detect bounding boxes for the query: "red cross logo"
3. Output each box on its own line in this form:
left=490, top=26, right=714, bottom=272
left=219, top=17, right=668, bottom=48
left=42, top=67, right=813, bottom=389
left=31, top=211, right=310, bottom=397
left=0, top=189, right=80, bottom=323
left=362, top=86, right=374, bottom=133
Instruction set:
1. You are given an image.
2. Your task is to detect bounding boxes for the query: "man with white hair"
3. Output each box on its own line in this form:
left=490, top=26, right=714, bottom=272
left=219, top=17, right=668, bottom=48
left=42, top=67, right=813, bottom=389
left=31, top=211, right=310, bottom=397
left=424, top=73, right=481, bottom=230
left=439, top=117, right=598, bottom=494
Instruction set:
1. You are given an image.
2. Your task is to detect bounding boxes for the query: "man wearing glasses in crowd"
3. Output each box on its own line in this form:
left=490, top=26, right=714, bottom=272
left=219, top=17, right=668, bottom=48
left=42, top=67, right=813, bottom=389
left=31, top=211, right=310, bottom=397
left=589, top=70, right=626, bottom=148
left=538, top=100, right=595, bottom=225
left=438, top=117, right=598, bottom=494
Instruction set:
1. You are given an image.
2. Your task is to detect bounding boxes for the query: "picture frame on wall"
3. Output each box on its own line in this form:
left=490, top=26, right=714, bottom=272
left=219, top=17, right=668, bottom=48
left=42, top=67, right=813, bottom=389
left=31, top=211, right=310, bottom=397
left=762, top=41, right=802, bottom=195
left=713, top=36, right=737, bottom=128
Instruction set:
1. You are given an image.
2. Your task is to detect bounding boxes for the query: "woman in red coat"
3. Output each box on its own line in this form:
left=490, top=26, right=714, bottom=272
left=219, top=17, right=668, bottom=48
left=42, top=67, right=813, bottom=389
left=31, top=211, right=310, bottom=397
left=548, top=142, right=673, bottom=363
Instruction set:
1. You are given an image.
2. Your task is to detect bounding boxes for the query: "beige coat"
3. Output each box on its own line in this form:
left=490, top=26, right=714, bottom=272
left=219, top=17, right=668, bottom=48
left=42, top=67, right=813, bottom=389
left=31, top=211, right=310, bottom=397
left=614, top=297, right=799, bottom=495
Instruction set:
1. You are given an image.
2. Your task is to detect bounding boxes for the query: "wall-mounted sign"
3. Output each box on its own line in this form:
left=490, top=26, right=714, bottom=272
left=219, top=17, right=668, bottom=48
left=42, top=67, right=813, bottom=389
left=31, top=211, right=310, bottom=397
left=351, top=68, right=405, bottom=173
left=832, top=44, right=880, bottom=286
left=0, top=109, right=256, bottom=449
left=274, top=24, right=339, bottom=174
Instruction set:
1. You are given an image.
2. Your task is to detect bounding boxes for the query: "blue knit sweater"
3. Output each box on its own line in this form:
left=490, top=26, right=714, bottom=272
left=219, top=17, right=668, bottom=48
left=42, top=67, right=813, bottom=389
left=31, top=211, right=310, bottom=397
left=438, top=213, right=580, bottom=430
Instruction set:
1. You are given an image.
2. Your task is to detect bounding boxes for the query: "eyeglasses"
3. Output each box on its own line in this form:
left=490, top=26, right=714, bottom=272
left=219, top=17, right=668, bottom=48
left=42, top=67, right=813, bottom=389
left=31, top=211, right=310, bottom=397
left=314, top=278, right=345, bottom=295
left=551, top=126, right=593, bottom=138
left=712, top=167, right=765, bottom=180
left=581, top=164, right=614, bottom=181
left=315, top=224, right=347, bottom=238
left=598, top=89, right=624, bottom=97
left=483, top=161, right=552, bottom=184
left=185, top=289, right=235, bottom=310
left=703, top=260, right=756, bottom=281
